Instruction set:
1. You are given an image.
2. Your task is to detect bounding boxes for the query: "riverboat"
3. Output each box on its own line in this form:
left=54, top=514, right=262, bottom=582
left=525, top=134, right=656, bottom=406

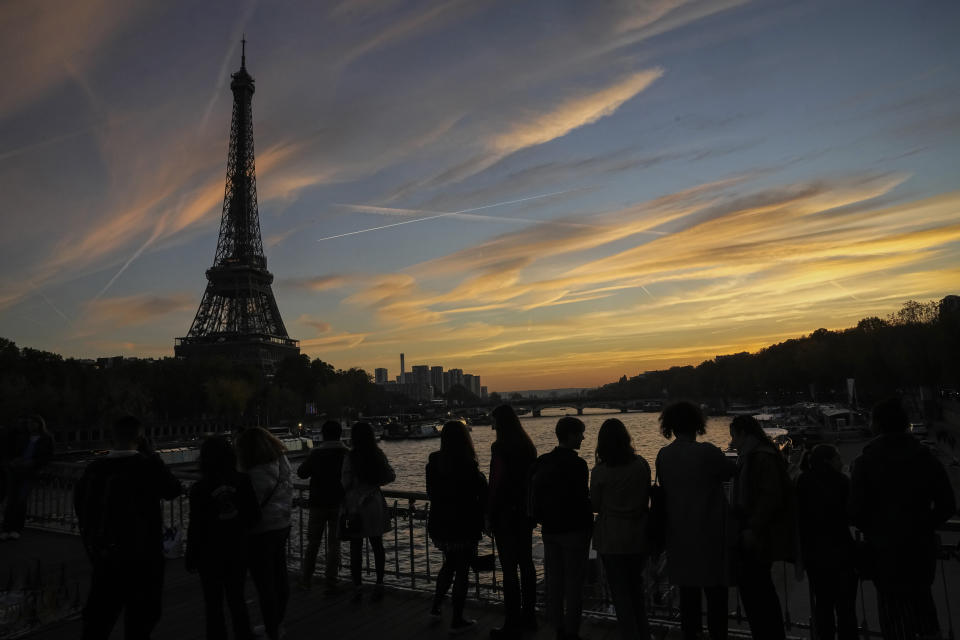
left=381, top=420, right=442, bottom=441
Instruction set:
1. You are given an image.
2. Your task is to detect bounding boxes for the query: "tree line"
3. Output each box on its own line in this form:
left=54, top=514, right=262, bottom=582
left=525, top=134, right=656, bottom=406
left=589, top=296, right=960, bottom=409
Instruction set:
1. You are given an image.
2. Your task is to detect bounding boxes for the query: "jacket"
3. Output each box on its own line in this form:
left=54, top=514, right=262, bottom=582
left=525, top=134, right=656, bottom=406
left=186, top=470, right=260, bottom=570
left=731, top=438, right=796, bottom=563
left=850, top=433, right=956, bottom=586
left=796, top=466, right=854, bottom=574
left=426, top=450, right=487, bottom=543
left=74, top=451, right=182, bottom=560
left=531, top=447, right=593, bottom=535
left=590, top=455, right=650, bottom=555
left=487, top=442, right=536, bottom=530
left=246, top=455, right=293, bottom=534
left=657, top=439, right=736, bottom=586
left=297, top=440, right=348, bottom=508
left=341, top=450, right=395, bottom=538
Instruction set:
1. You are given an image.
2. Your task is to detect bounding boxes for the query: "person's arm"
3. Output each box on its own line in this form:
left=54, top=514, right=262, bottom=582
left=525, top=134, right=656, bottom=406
left=486, top=451, right=506, bottom=518
left=237, top=473, right=262, bottom=527
left=73, top=470, right=88, bottom=531
left=185, top=484, right=204, bottom=572
left=425, top=459, right=437, bottom=500
left=297, top=451, right=315, bottom=479
left=708, top=444, right=737, bottom=481
left=150, top=455, right=183, bottom=500
left=380, top=452, right=396, bottom=486
left=848, top=456, right=868, bottom=531
left=590, top=466, right=603, bottom=513
left=577, top=457, right=591, bottom=513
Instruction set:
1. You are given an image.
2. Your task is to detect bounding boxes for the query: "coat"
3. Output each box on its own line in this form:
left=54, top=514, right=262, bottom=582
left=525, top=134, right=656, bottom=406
left=730, top=438, right=797, bottom=563
left=531, top=447, right=593, bottom=535
left=246, top=456, right=293, bottom=535
left=426, top=451, right=487, bottom=544
left=657, top=439, right=736, bottom=586
left=590, top=455, right=650, bottom=555
left=796, top=466, right=854, bottom=574
left=186, top=470, right=260, bottom=570
left=850, top=433, right=956, bottom=586
left=341, top=451, right=395, bottom=538
left=297, top=440, right=348, bottom=509
left=487, top=443, right=536, bottom=531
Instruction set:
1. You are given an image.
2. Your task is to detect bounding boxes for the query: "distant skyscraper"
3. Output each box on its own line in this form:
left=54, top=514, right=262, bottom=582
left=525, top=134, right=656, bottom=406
left=175, top=42, right=298, bottom=370
left=400, top=353, right=406, bottom=384
left=448, top=368, right=464, bottom=389
left=430, top=366, right=444, bottom=394
left=375, top=368, right=388, bottom=384
left=481, top=386, right=488, bottom=399
left=463, top=374, right=475, bottom=396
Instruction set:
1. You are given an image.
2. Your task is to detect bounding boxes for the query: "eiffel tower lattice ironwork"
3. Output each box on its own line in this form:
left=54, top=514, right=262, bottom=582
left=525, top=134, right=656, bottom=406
left=175, top=42, right=299, bottom=369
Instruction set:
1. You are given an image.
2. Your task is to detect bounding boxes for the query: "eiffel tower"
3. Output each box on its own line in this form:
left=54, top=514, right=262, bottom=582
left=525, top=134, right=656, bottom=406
left=175, top=41, right=299, bottom=370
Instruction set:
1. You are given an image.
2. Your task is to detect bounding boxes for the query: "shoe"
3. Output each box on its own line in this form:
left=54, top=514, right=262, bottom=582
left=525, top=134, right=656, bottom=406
left=520, top=611, right=537, bottom=632
left=430, top=603, right=442, bottom=618
left=351, top=586, right=363, bottom=603
left=489, top=627, right=521, bottom=639
left=371, top=583, right=385, bottom=602
left=8, top=532, right=19, bottom=540
left=450, top=618, right=477, bottom=635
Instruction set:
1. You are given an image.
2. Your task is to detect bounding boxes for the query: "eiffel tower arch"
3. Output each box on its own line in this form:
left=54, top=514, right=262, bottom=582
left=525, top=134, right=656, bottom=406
left=175, top=42, right=299, bottom=370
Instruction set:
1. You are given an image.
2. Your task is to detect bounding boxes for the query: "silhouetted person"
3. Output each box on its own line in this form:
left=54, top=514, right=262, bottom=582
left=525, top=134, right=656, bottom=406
left=796, top=444, right=857, bottom=640
left=591, top=418, right=652, bottom=640
left=235, top=427, right=293, bottom=640
left=74, top=415, right=182, bottom=640
left=186, top=436, right=261, bottom=640
left=729, top=414, right=795, bottom=640
left=341, top=421, right=395, bottom=602
left=850, top=397, right=956, bottom=640
left=1, top=415, right=54, bottom=540
left=657, top=402, right=735, bottom=640
left=532, top=416, right=593, bottom=640
left=487, top=404, right=538, bottom=639
left=297, top=420, right=348, bottom=594
left=427, top=420, right=488, bottom=635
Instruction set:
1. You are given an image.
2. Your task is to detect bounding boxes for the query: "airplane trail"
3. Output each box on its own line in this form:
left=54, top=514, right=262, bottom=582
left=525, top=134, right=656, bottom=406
left=317, top=189, right=574, bottom=242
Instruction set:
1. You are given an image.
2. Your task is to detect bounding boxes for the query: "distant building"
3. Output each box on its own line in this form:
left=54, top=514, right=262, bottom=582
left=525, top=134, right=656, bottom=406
left=471, top=375, right=482, bottom=397
left=431, top=366, right=444, bottom=394
left=464, top=374, right=475, bottom=397
left=375, top=368, right=388, bottom=384
left=448, top=368, right=464, bottom=389
left=400, top=353, right=406, bottom=383
left=481, top=386, right=488, bottom=399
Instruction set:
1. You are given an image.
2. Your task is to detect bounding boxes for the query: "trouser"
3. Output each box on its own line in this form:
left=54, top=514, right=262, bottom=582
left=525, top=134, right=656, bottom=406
left=737, top=555, right=785, bottom=640
left=809, top=568, right=858, bottom=640
left=679, top=585, right=728, bottom=640
left=602, top=553, right=651, bottom=640
left=247, top=528, right=290, bottom=640
left=82, top=553, right=164, bottom=640
left=434, top=542, right=478, bottom=621
left=493, top=522, right=537, bottom=628
left=543, top=530, right=590, bottom=637
left=876, top=582, right=940, bottom=640
left=200, top=559, right=251, bottom=640
left=2, top=472, right=32, bottom=533
left=350, top=536, right=385, bottom=586
left=302, top=506, right=341, bottom=586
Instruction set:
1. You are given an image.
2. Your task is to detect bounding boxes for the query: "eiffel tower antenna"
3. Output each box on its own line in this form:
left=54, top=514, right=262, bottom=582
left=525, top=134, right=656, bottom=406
left=175, top=43, right=299, bottom=370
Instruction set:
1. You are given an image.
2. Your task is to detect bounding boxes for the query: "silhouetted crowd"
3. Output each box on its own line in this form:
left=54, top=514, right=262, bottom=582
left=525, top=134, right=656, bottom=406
left=55, top=395, right=958, bottom=640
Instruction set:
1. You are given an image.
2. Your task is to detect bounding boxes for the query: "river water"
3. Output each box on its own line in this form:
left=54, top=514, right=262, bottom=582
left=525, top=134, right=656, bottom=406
left=377, top=408, right=734, bottom=492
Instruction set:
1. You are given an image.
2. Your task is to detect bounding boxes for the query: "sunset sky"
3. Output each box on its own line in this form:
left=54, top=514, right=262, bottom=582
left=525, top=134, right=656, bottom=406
left=1, top=0, right=959, bottom=390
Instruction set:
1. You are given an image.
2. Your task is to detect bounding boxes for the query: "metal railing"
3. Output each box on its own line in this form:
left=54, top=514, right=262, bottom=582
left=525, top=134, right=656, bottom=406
left=11, top=462, right=960, bottom=639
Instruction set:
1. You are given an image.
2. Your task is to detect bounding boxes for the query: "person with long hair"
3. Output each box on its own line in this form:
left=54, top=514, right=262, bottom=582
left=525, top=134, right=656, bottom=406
left=341, top=421, right=395, bottom=602
left=729, top=414, right=795, bottom=640
left=797, top=444, right=857, bottom=640
left=186, top=436, right=261, bottom=640
left=1, top=415, right=54, bottom=540
left=487, top=405, right=538, bottom=639
left=235, top=427, right=293, bottom=640
left=591, top=418, right=651, bottom=640
left=657, top=402, right=735, bottom=640
left=426, top=421, right=488, bottom=634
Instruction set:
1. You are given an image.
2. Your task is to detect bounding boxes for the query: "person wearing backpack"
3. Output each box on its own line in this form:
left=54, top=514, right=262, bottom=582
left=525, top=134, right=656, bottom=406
left=73, top=415, right=182, bottom=640
left=531, top=416, right=593, bottom=640
left=297, top=420, right=348, bottom=595
left=235, top=427, right=293, bottom=640
left=186, top=436, right=261, bottom=640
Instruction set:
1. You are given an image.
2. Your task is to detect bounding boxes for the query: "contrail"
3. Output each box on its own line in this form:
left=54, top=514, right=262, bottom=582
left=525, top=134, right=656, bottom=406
left=317, top=189, right=573, bottom=242
left=34, top=288, right=71, bottom=323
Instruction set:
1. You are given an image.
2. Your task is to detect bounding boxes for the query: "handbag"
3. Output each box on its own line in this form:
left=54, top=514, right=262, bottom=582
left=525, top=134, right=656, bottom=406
left=646, top=461, right=667, bottom=555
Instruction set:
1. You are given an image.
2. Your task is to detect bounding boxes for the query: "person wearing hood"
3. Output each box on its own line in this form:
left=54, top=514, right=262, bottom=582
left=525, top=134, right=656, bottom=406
left=729, top=414, right=796, bottom=640
left=297, top=420, right=349, bottom=595
left=850, top=397, right=956, bottom=640
left=426, top=420, right=488, bottom=635
left=235, top=427, right=293, bottom=640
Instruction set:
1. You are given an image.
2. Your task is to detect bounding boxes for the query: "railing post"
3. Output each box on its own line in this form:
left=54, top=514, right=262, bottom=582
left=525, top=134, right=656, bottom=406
left=424, top=503, right=431, bottom=580
left=408, top=498, right=416, bottom=589
left=394, top=500, right=400, bottom=578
